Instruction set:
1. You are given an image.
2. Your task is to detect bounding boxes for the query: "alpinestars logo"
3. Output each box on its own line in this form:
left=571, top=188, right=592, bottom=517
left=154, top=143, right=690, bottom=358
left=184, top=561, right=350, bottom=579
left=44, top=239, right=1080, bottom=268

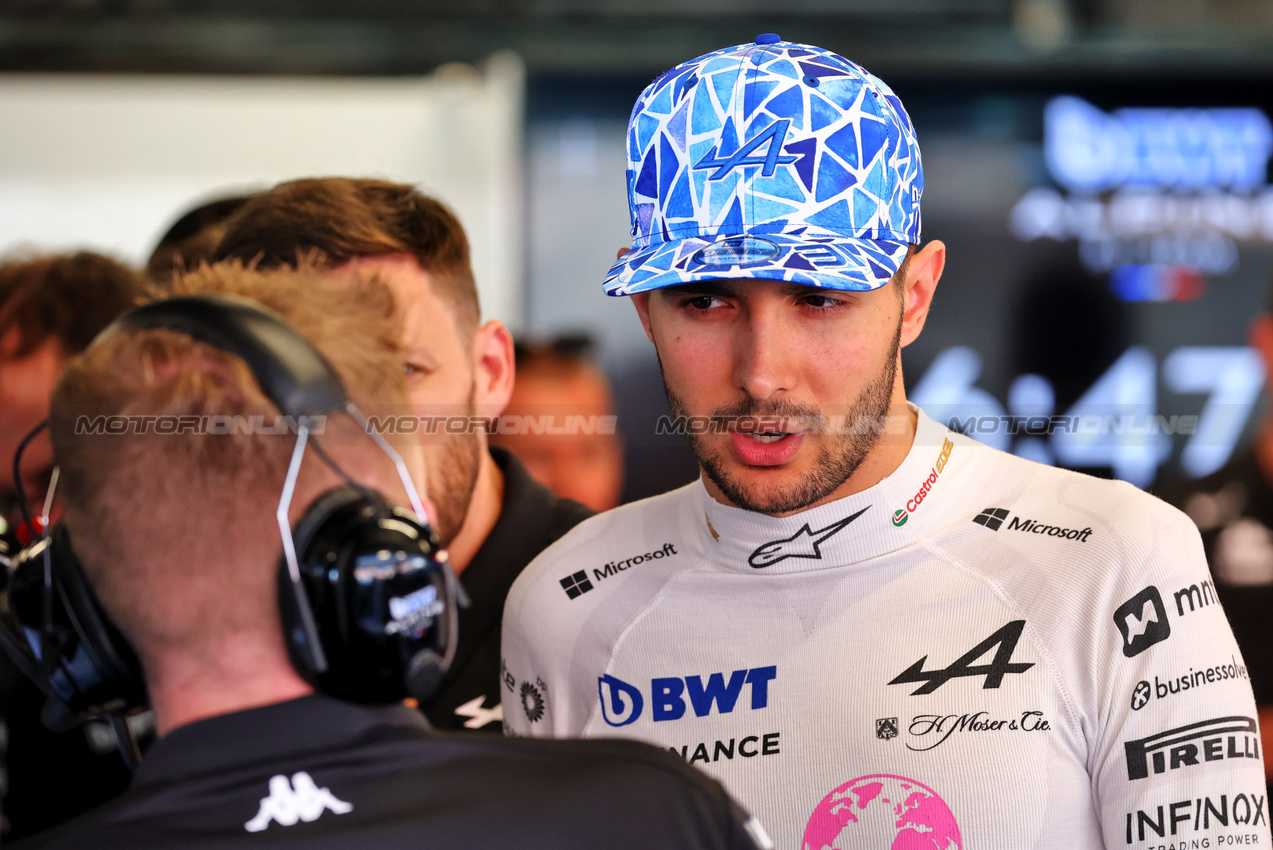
left=244, top=772, right=352, bottom=832
left=889, top=620, right=1035, bottom=695
left=748, top=507, right=869, bottom=568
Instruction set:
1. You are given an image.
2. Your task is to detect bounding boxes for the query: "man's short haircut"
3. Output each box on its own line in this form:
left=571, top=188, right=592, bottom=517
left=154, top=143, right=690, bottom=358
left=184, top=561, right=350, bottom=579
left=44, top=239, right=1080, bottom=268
left=514, top=334, right=597, bottom=372
left=48, top=260, right=409, bottom=660
left=146, top=194, right=255, bottom=282
left=0, top=252, right=144, bottom=359
left=214, top=177, right=480, bottom=334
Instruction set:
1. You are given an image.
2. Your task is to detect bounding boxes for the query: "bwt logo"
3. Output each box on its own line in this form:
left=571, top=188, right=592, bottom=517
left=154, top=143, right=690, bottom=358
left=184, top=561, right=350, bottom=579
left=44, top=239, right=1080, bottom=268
left=597, top=667, right=777, bottom=727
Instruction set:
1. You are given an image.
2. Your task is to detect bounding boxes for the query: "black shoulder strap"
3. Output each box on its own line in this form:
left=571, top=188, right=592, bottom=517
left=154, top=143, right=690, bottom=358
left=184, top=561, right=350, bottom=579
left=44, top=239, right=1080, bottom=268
left=104, top=294, right=347, bottom=417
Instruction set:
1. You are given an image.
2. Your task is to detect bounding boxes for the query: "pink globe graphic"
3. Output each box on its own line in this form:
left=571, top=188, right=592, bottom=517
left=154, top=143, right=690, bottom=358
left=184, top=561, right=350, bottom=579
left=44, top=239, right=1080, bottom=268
left=803, top=774, right=962, bottom=850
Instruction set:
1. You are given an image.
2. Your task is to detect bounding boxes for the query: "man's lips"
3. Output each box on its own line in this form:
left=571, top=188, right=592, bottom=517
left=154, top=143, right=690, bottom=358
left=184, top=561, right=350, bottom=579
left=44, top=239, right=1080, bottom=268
left=727, top=430, right=805, bottom=467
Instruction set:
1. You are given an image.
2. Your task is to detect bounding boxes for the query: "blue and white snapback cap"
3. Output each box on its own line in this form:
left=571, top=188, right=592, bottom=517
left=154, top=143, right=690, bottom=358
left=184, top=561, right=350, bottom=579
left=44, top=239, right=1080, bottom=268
left=604, top=34, right=923, bottom=296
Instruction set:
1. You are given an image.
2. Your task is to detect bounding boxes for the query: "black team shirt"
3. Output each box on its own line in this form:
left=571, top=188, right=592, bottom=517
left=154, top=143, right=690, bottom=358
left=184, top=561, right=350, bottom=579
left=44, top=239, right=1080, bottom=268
left=12, top=695, right=767, bottom=850
left=421, top=448, right=593, bottom=732
left=1160, top=450, right=1273, bottom=708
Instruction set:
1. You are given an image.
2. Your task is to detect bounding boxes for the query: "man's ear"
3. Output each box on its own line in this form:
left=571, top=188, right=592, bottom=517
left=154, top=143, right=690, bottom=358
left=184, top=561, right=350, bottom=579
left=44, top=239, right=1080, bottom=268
left=900, top=241, right=946, bottom=348
left=630, top=292, right=656, bottom=344
left=616, top=247, right=629, bottom=260
left=471, top=319, right=515, bottom=417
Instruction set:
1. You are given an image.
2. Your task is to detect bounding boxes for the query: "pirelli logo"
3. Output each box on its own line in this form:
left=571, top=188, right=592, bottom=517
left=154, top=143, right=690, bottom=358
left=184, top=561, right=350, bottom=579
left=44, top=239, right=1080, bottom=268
left=1125, top=716, right=1260, bottom=780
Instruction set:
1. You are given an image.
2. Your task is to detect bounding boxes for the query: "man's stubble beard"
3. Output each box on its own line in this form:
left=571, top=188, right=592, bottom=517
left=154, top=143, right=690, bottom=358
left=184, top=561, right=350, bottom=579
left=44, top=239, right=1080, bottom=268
left=429, top=385, right=483, bottom=545
left=662, top=318, right=902, bottom=516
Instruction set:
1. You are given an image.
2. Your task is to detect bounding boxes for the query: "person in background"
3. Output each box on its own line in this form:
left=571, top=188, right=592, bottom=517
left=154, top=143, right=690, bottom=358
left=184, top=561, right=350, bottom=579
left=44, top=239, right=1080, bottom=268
left=491, top=335, right=624, bottom=512
left=1158, top=279, right=1273, bottom=799
left=0, top=251, right=144, bottom=840
left=214, top=178, right=592, bottom=733
left=15, top=260, right=767, bottom=850
left=145, top=194, right=254, bottom=282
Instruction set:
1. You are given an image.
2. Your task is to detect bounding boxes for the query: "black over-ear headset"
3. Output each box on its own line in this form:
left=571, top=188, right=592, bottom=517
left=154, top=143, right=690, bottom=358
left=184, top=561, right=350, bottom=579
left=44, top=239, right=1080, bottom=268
left=0, top=295, right=458, bottom=760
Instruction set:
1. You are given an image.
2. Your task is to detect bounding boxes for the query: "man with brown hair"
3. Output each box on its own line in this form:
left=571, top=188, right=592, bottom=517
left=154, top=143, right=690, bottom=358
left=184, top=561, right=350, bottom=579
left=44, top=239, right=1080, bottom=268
left=17, top=261, right=767, bottom=850
left=215, top=178, right=592, bottom=733
left=0, top=251, right=144, bottom=840
left=0, top=252, right=144, bottom=537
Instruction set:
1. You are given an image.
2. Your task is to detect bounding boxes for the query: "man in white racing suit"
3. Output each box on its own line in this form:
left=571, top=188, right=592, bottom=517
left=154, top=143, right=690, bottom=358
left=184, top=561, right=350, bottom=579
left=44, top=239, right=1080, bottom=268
left=502, top=35, right=1269, bottom=850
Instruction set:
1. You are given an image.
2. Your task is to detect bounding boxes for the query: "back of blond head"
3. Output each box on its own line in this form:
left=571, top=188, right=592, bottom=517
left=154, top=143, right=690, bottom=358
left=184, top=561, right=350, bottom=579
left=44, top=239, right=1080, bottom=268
left=48, top=260, right=407, bottom=662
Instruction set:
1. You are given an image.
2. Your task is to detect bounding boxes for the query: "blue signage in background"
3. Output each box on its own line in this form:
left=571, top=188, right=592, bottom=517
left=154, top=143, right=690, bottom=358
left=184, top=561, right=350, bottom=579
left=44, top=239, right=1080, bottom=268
left=926, top=95, right=1273, bottom=488
left=1010, top=96, right=1273, bottom=299
left=1044, top=96, right=1272, bottom=193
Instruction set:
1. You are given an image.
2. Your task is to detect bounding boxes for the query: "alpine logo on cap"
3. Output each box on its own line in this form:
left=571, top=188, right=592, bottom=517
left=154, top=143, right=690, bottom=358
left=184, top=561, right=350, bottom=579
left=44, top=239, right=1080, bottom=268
left=692, top=118, right=798, bottom=180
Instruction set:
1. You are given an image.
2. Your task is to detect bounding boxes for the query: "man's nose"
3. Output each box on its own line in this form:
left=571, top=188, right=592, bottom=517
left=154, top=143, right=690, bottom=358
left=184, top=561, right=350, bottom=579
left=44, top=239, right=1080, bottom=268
left=732, top=309, right=797, bottom=401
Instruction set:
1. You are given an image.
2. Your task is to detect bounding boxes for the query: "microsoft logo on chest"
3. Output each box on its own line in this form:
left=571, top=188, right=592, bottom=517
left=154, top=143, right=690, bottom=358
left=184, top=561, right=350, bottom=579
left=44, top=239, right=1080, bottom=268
left=972, top=507, right=1092, bottom=543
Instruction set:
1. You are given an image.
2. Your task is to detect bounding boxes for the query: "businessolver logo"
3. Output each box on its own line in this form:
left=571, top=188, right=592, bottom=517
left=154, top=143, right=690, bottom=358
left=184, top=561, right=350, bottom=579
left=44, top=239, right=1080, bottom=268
left=598, top=666, right=777, bottom=727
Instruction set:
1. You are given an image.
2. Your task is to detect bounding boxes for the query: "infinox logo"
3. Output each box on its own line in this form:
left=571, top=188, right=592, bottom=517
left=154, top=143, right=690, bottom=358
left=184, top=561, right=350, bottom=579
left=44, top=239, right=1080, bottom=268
left=893, top=437, right=953, bottom=526
left=598, top=667, right=777, bottom=727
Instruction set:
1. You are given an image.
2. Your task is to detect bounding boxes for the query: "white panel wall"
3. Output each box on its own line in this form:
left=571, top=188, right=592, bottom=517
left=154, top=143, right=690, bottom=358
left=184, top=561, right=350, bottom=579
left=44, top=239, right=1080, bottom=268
left=0, top=53, right=525, bottom=327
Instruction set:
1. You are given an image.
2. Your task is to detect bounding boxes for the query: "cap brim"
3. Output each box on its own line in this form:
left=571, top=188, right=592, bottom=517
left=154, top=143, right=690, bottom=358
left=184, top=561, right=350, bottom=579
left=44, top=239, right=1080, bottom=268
left=603, top=233, right=910, bottom=296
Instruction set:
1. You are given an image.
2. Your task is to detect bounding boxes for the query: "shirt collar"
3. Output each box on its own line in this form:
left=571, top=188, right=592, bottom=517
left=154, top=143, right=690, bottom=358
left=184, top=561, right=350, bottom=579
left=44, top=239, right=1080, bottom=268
left=134, top=695, right=428, bottom=786
left=693, top=406, right=958, bottom=573
left=443, top=448, right=585, bottom=680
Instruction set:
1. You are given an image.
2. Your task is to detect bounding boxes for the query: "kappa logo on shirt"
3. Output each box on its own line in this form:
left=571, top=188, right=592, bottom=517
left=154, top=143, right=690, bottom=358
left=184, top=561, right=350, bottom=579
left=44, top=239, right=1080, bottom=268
left=244, top=771, right=352, bottom=832
left=748, top=507, right=869, bottom=568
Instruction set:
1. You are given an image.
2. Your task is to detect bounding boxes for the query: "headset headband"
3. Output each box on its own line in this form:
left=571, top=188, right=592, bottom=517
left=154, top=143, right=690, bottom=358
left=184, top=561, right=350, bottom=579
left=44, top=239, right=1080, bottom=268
left=103, top=295, right=347, bottom=418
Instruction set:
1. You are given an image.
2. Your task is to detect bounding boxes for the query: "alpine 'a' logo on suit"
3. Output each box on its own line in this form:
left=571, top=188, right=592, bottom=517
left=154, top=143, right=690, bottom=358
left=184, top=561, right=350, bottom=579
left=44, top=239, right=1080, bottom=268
left=748, top=507, right=869, bottom=569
